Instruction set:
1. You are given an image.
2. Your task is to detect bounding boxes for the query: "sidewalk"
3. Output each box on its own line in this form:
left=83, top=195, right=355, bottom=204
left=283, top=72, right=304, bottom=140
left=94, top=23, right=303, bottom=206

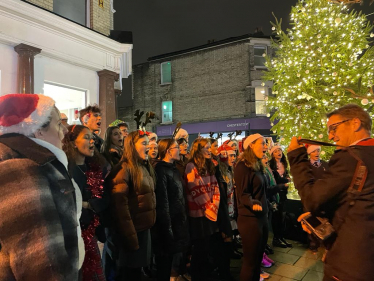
left=231, top=239, right=324, bottom=281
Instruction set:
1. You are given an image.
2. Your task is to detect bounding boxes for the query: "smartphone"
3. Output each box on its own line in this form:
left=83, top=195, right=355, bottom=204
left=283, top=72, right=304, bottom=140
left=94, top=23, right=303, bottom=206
left=301, top=214, right=335, bottom=241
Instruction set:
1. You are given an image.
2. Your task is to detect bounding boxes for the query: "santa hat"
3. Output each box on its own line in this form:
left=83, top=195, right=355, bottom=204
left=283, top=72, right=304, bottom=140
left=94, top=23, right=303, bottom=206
left=175, top=128, right=188, bottom=140
left=0, top=94, right=55, bottom=136
left=218, top=144, right=236, bottom=161
left=269, top=145, right=282, bottom=156
left=243, top=133, right=263, bottom=150
left=306, top=144, right=320, bottom=154
left=148, top=132, right=158, bottom=142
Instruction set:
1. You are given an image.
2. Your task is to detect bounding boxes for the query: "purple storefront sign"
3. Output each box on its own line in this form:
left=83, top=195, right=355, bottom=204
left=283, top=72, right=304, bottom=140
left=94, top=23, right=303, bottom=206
left=156, top=118, right=271, bottom=137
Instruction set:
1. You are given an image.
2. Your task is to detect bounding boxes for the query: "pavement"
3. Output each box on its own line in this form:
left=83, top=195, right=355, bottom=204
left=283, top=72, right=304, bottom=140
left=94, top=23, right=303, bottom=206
left=230, top=238, right=325, bottom=281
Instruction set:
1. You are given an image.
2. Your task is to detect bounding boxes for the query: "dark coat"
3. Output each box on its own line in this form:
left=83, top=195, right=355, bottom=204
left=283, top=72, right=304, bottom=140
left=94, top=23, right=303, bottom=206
left=214, top=164, right=233, bottom=237
left=152, top=161, right=189, bottom=254
left=288, top=140, right=374, bottom=281
left=109, top=161, right=156, bottom=251
left=0, top=134, right=79, bottom=281
left=234, top=161, right=268, bottom=218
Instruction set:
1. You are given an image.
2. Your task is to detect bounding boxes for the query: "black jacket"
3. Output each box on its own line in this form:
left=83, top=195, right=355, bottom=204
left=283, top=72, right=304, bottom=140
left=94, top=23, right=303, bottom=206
left=234, top=161, right=268, bottom=217
left=152, top=161, right=189, bottom=254
left=288, top=141, right=374, bottom=281
left=214, top=162, right=233, bottom=237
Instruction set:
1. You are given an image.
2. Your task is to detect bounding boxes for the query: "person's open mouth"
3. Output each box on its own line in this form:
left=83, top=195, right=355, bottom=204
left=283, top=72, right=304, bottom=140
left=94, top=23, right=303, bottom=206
left=97, top=122, right=101, bottom=127
left=89, top=145, right=95, bottom=151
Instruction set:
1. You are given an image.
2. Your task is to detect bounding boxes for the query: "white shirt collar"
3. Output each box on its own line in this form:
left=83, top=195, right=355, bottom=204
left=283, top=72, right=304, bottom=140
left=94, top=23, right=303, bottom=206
left=29, top=138, right=68, bottom=169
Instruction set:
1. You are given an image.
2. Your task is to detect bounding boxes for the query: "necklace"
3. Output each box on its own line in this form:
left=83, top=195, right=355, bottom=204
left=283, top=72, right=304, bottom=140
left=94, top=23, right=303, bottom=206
left=77, top=164, right=87, bottom=175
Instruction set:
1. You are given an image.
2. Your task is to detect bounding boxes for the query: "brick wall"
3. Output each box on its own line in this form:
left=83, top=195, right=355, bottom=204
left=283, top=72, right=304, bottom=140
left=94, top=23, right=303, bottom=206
left=119, top=39, right=271, bottom=132
left=90, top=0, right=111, bottom=36
left=26, top=0, right=53, bottom=11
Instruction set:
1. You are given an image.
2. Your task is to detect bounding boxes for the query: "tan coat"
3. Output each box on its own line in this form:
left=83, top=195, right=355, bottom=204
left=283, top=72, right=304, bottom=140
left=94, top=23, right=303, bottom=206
left=111, top=162, right=156, bottom=251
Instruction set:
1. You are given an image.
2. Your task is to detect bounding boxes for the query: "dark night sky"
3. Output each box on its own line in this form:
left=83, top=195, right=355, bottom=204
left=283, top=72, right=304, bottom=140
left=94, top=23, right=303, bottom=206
left=114, top=0, right=374, bottom=65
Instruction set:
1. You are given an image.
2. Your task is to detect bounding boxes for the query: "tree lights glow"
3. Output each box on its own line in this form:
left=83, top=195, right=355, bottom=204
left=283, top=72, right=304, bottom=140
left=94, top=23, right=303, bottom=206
left=264, top=0, right=374, bottom=153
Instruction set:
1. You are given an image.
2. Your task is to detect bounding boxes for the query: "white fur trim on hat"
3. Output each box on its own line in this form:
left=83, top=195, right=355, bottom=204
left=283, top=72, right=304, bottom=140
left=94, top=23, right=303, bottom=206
left=243, top=133, right=263, bottom=150
left=307, top=145, right=320, bottom=154
left=269, top=145, right=282, bottom=155
left=148, top=140, right=157, bottom=146
left=148, top=132, right=158, bottom=142
left=175, top=128, right=188, bottom=140
left=0, top=94, right=55, bottom=136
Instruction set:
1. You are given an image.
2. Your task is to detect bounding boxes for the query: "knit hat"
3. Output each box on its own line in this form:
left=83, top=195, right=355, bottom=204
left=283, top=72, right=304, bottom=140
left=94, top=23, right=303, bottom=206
left=148, top=132, right=158, bottom=142
left=243, top=133, right=263, bottom=150
left=175, top=128, right=188, bottom=140
left=0, top=94, right=55, bottom=136
left=306, top=144, right=320, bottom=154
left=269, top=145, right=282, bottom=156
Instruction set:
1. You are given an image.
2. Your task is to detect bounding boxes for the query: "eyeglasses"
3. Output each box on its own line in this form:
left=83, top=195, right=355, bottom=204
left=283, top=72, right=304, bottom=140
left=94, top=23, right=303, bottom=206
left=328, top=119, right=351, bottom=134
left=169, top=146, right=179, bottom=150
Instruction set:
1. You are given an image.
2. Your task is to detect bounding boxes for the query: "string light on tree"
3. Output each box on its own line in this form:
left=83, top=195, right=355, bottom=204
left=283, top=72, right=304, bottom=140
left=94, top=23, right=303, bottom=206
left=263, top=0, right=374, bottom=157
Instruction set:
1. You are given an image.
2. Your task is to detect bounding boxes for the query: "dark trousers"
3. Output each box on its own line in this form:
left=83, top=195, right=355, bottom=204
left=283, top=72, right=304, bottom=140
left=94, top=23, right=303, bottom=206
left=210, top=232, right=233, bottom=280
left=116, top=267, right=141, bottom=281
left=271, top=202, right=284, bottom=239
left=190, top=235, right=212, bottom=281
left=155, top=253, right=174, bottom=281
left=238, top=215, right=268, bottom=281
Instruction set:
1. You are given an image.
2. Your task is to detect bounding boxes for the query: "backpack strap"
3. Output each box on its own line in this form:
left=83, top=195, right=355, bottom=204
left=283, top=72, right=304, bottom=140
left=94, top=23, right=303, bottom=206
left=347, top=148, right=368, bottom=192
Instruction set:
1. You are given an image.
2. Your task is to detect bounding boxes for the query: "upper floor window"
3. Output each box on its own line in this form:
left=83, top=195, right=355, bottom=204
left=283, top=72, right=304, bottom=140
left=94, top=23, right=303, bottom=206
left=254, top=45, right=267, bottom=68
left=255, top=86, right=268, bottom=115
left=54, top=0, right=87, bottom=26
left=161, top=62, right=171, bottom=84
left=162, top=101, right=173, bottom=123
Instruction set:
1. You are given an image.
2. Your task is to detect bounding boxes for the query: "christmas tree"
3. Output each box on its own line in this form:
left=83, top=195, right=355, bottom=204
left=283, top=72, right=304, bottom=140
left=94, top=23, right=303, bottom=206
left=263, top=0, right=374, bottom=154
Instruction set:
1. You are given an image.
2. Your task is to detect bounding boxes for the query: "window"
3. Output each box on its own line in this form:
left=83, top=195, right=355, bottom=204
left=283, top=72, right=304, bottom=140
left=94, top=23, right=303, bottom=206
left=53, top=0, right=87, bottom=26
left=161, top=62, right=171, bottom=84
left=254, top=45, right=267, bottom=68
left=255, top=86, right=268, bottom=115
left=44, top=83, right=86, bottom=124
left=162, top=101, right=173, bottom=123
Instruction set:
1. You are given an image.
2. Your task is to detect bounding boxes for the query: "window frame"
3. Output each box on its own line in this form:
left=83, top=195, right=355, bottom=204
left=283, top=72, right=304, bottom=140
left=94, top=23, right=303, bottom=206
left=253, top=45, right=268, bottom=69
left=160, top=61, right=172, bottom=85
left=161, top=100, right=173, bottom=124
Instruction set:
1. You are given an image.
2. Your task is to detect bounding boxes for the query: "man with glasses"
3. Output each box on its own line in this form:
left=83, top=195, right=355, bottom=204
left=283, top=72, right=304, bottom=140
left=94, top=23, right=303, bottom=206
left=287, top=104, right=374, bottom=281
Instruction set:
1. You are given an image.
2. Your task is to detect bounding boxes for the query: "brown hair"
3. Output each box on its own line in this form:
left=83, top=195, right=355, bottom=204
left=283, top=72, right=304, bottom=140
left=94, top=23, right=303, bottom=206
left=79, top=104, right=101, bottom=124
left=101, top=126, right=123, bottom=167
left=237, top=138, right=264, bottom=172
left=62, top=125, right=106, bottom=174
left=121, top=131, right=156, bottom=190
left=158, top=138, right=175, bottom=160
left=326, top=104, right=372, bottom=133
left=189, top=138, right=215, bottom=176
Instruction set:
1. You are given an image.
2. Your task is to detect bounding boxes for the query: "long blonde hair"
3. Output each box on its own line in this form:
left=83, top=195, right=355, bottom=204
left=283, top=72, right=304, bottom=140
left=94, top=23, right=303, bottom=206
left=121, top=131, right=156, bottom=190
left=189, top=138, right=215, bottom=176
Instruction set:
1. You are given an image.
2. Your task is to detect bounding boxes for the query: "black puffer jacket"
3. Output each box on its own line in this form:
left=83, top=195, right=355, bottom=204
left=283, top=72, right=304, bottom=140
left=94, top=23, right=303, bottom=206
left=152, top=161, right=189, bottom=254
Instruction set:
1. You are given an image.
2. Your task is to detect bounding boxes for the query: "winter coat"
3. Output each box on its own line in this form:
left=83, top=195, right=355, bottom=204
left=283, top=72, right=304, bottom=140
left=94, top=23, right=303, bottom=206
left=0, top=134, right=79, bottom=281
left=288, top=139, right=374, bottom=281
left=234, top=161, right=268, bottom=218
left=152, top=161, right=189, bottom=254
left=109, top=161, right=156, bottom=251
left=214, top=162, right=233, bottom=238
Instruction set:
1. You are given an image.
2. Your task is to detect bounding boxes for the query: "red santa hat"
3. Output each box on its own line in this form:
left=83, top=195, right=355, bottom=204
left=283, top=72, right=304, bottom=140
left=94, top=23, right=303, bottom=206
left=217, top=143, right=236, bottom=161
left=0, top=94, right=55, bottom=136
